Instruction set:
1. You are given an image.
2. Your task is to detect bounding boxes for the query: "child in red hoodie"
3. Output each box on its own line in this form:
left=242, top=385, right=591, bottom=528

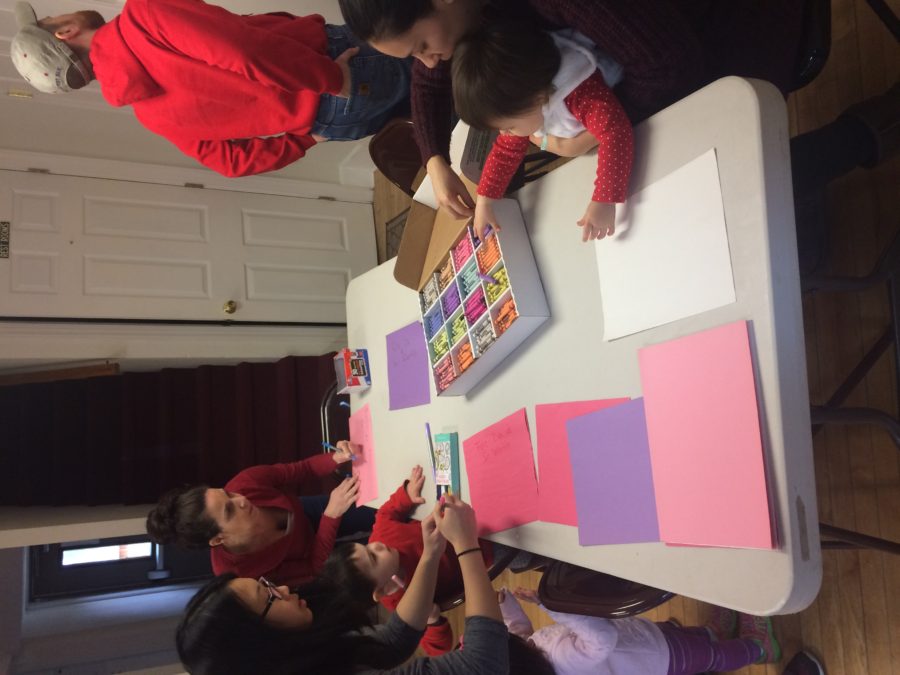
left=324, top=465, right=496, bottom=655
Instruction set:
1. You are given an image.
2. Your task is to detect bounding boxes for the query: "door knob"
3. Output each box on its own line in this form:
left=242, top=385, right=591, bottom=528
left=223, top=300, right=237, bottom=315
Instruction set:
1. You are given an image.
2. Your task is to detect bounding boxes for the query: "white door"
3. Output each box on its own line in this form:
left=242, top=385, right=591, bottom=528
left=0, top=169, right=376, bottom=323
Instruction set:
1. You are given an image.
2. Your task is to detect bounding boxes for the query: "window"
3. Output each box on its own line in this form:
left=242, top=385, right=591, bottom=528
left=29, top=535, right=212, bottom=601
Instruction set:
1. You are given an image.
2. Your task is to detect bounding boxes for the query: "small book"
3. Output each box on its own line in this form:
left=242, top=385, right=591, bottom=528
left=432, top=432, right=460, bottom=499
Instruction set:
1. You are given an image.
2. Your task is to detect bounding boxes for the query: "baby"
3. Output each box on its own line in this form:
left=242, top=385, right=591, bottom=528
left=452, top=19, right=633, bottom=243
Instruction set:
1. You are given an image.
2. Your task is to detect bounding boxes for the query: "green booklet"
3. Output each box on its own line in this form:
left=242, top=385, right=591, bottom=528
left=432, top=431, right=460, bottom=499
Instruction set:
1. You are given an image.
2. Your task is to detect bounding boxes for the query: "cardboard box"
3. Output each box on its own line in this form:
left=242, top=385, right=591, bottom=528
left=334, top=348, right=371, bottom=394
left=394, top=176, right=549, bottom=396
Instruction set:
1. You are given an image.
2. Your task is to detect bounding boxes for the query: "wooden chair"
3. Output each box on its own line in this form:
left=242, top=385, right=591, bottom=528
left=368, top=118, right=422, bottom=198
left=537, top=560, right=675, bottom=618
left=789, top=0, right=832, bottom=92
left=436, top=546, right=520, bottom=612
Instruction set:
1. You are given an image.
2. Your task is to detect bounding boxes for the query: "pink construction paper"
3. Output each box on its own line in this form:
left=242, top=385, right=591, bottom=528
left=638, top=320, right=773, bottom=549
left=536, top=399, right=629, bottom=525
left=462, top=408, right=540, bottom=536
left=348, top=404, right=378, bottom=506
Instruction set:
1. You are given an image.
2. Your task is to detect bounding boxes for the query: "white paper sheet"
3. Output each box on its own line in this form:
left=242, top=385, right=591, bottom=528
left=412, top=174, right=438, bottom=209
left=597, top=148, right=736, bottom=340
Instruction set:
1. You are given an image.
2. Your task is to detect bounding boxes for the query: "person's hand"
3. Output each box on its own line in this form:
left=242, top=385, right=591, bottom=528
left=473, top=196, right=500, bottom=241
left=434, top=494, right=479, bottom=551
left=426, top=603, right=443, bottom=625
left=406, top=465, right=426, bottom=505
left=334, top=47, right=360, bottom=98
left=426, top=156, right=475, bottom=219
left=421, top=509, right=447, bottom=560
left=324, top=475, right=360, bottom=517
left=529, top=130, right=599, bottom=157
left=512, top=587, right=540, bottom=604
left=331, top=440, right=358, bottom=464
left=578, top=201, right=616, bottom=242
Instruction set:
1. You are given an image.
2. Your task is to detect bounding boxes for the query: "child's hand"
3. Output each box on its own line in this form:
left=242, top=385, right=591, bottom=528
left=577, top=201, right=616, bottom=242
left=331, top=440, right=358, bottom=464
left=421, top=510, right=447, bottom=560
left=512, top=587, right=541, bottom=604
left=473, top=196, right=501, bottom=241
left=406, top=465, right=426, bottom=505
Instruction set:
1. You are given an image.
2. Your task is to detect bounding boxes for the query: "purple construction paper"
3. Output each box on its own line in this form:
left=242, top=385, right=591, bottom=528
left=566, top=398, right=660, bottom=545
left=386, top=321, right=431, bottom=410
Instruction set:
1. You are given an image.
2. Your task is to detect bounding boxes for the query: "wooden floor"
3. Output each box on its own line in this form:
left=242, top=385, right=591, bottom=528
left=376, top=1, right=900, bottom=671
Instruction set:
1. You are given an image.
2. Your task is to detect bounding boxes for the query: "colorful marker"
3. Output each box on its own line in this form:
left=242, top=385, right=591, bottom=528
left=425, top=423, right=436, bottom=477
left=478, top=272, right=497, bottom=284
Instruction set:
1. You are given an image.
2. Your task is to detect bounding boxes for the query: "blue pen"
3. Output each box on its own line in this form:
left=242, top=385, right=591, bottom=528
left=322, top=441, right=357, bottom=461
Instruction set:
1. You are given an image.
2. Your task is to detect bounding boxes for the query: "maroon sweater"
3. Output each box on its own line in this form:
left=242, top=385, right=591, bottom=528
left=412, top=0, right=803, bottom=164
left=210, top=454, right=340, bottom=586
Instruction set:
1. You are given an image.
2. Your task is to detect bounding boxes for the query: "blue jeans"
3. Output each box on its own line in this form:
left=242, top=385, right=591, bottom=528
left=311, top=24, right=412, bottom=141
left=300, top=494, right=375, bottom=540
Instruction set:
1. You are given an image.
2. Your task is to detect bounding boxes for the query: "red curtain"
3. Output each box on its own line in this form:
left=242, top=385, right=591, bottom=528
left=0, top=355, right=346, bottom=506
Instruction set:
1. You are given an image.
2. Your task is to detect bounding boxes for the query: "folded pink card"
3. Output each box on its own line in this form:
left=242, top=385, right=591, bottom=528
left=349, top=404, right=378, bottom=506
left=638, top=320, right=773, bottom=549
left=536, top=399, right=629, bottom=525
left=463, top=408, right=539, bottom=535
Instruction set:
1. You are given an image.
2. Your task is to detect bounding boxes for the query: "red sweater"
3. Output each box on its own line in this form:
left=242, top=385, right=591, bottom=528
left=411, top=0, right=803, bottom=164
left=91, top=0, right=342, bottom=177
left=210, top=453, right=340, bottom=586
left=373, top=484, right=495, bottom=655
left=478, top=73, right=633, bottom=203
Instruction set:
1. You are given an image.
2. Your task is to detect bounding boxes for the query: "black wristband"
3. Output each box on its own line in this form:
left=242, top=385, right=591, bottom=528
left=456, top=546, right=481, bottom=559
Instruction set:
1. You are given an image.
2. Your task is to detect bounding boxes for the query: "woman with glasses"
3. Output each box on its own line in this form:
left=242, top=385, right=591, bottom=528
left=176, top=494, right=524, bottom=675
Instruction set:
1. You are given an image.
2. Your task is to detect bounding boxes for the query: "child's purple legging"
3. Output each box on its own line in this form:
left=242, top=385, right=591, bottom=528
left=656, top=622, right=763, bottom=675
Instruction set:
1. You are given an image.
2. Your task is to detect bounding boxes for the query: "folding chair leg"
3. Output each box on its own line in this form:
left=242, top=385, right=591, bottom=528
left=820, top=523, right=900, bottom=554
left=810, top=405, right=900, bottom=448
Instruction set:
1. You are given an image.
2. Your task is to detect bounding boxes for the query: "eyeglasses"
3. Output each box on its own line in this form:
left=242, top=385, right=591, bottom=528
left=258, top=576, right=284, bottom=622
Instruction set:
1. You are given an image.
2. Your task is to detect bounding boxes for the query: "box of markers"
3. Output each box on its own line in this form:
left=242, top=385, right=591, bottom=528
left=394, top=186, right=549, bottom=396
left=334, top=348, right=371, bottom=394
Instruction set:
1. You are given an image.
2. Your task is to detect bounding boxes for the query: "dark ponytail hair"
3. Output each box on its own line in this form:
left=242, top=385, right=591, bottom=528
left=322, top=542, right=380, bottom=606
left=146, top=485, right=218, bottom=548
left=508, top=633, right=557, bottom=675
left=177, top=573, right=405, bottom=675
left=338, top=0, right=435, bottom=42
left=452, top=19, right=560, bottom=130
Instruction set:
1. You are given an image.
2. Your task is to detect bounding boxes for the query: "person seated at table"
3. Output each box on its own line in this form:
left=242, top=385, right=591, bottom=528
left=323, top=465, right=514, bottom=655
left=451, top=19, right=633, bottom=243
left=146, top=440, right=375, bottom=587
left=499, top=586, right=782, bottom=674
left=176, top=494, right=518, bottom=675
left=339, top=0, right=806, bottom=224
